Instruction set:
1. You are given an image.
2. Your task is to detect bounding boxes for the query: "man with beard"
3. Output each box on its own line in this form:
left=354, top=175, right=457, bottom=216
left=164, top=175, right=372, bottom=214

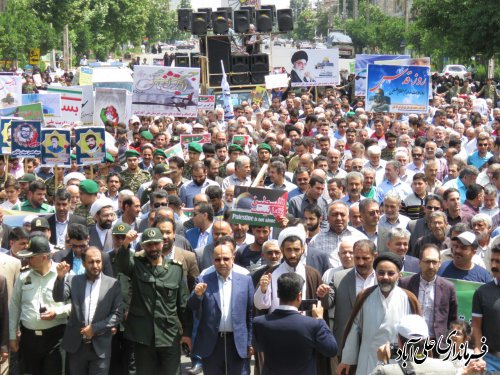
left=338, top=253, right=420, bottom=375
left=407, top=194, right=445, bottom=254
left=235, top=226, right=271, bottom=273
left=85, top=134, right=99, bottom=154
left=119, top=150, right=152, bottom=195
left=180, top=162, right=218, bottom=208
left=88, top=198, right=116, bottom=254
left=471, top=213, right=494, bottom=271
left=230, top=220, right=254, bottom=253
left=288, top=175, right=329, bottom=228
left=412, top=211, right=450, bottom=259
left=115, top=227, right=192, bottom=375
left=340, top=172, right=366, bottom=207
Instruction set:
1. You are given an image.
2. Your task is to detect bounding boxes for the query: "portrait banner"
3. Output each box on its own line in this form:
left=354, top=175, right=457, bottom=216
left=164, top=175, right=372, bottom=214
left=0, top=75, right=22, bottom=108
left=132, top=66, right=200, bottom=117
left=179, top=133, right=211, bottom=149
left=354, top=54, right=410, bottom=96
left=75, top=127, right=106, bottom=165
left=289, top=49, right=340, bottom=87
left=0, top=117, right=20, bottom=154
left=10, top=120, right=42, bottom=158
left=46, top=87, right=82, bottom=126
left=22, top=93, right=62, bottom=118
left=94, top=88, right=130, bottom=127
left=40, top=128, right=71, bottom=166
left=231, top=186, right=288, bottom=227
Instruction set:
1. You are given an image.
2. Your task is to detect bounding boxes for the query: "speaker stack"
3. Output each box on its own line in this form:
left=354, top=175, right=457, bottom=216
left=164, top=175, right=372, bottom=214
left=231, top=55, right=250, bottom=85
left=250, top=54, right=269, bottom=84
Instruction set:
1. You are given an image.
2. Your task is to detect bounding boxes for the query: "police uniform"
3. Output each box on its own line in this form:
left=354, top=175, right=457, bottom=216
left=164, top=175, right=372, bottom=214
left=115, top=228, right=192, bottom=375
left=120, top=150, right=151, bottom=195
left=8, top=236, right=71, bottom=375
left=12, top=200, right=55, bottom=214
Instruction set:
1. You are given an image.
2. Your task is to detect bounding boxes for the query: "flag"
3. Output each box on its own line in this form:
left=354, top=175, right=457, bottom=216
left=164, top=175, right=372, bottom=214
left=221, top=60, right=233, bottom=121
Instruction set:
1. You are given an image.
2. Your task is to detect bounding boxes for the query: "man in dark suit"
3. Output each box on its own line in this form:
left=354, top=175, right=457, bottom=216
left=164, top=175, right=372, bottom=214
left=0, top=207, right=12, bottom=249
left=88, top=198, right=115, bottom=253
left=253, top=272, right=337, bottom=375
left=386, top=227, right=420, bottom=273
left=185, top=202, right=214, bottom=250
left=187, top=243, right=254, bottom=375
left=53, top=223, right=114, bottom=277
left=48, top=189, right=87, bottom=246
left=53, top=247, right=123, bottom=375
left=399, top=244, right=457, bottom=346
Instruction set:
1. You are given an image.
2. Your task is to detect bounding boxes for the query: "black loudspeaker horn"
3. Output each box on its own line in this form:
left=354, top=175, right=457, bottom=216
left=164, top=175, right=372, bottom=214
left=197, top=8, right=212, bottom=28
left=277, top=9, right=293, bottom=32
left=212, top=10, right=228, bottom=34
left=191, top=12, right=208, bottom=35
left=250, top=54, right=269, bottom=84
left=256, top=9, right=273, bottom=32
left=175, top=53, right=189, bottom=67
left=234, top=9, right=250, bottom=34
left=231, top=55, right=250, bottom=85
left=178, top=9, right=192, bottom=31
left=240, top=6, right=255, bottom=24
left=261, top=5, right=276, bottom=23
left=190, top=53, right=200, bottom=67
left=206, top=36, right=231, bottom=86
left=217, top=7, right=233, bottom=20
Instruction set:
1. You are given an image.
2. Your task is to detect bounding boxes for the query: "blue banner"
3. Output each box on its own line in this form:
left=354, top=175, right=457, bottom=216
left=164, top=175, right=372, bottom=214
left=365, top=64, right=430, bottom=114
left=40, top=128, right=71, bottom=166
left=10, top=120, right=42, bottom=158
left=75, top=127, right=106, bottom=165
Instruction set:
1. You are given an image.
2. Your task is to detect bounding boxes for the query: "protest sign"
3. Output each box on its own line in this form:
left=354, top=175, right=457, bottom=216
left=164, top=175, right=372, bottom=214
left=10, top=120, right=42, bottom=158
left=40, top=128, right=71, bottom=166
left=0, top=103, right=44, bottom=121
left=79, top=67, right=93, bottom=86
left=231, top=135, right=250, bottom=146
left=73, top=85, right=94, bottom=126
left=165, top=143, right=184, bottom=159
left=0, top=117, right=20, bottom=154
left=75, top=127, right=106, bottom=165
left=132, top=66, right=200, bottom=117
left=250, top=86, right=268, bottom=107
left=179, top=133, right=211, bottom=149
left=32, top=74, right=43, bottom=87
left=365, top=64, right=430, bottom=114
left=265, top=73, right=288, bottom=89
left=198, top=95, right=215, bottom=111
left=22, top=93, right=62, bottom=118
left=46, top=87, right=82, bottom=126
left=0, top=75, right=22, bottom=108
left=355, top=54, right=410, bottom=96
left=94, top=88, right=130, bottom=127
left=289, top=49, right=340, bottom=87
left=29, top=48, right=40, bottom=65
left=231, top=186, right=288, bottom=227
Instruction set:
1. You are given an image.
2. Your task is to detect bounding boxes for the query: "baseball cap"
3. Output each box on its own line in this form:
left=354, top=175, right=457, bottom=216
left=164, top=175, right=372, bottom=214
left=452, top=231, right=477, bottom=247
left=112, top=222, right=131, bottom=235
left=18, top=174, right=36, bottom=183
left=142, top=228, right=163, bottom=244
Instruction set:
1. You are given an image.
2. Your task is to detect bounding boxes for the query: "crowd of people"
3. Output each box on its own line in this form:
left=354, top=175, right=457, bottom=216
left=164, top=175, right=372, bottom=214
left=0, top=70, right=499, bottom=375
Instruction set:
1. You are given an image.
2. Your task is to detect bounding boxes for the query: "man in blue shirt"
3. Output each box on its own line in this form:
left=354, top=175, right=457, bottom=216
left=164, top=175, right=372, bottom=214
left=468, top=135, right=493, bottom=170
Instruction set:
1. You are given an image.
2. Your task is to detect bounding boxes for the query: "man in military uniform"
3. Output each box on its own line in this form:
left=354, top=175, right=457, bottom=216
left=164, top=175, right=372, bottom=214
left=183, top=142, right=203, bottom=180
left=44, top=166, right=65, bottom=205
left=12, top=180, right=55, bottom=213
left=17, top=173, right=37, bottom=202
left=115, top=227, right=192, bottom=375
left=119, top=149, right=151, bottom=195
left=219, top=144, right=242, bottom=178
left=73, top=179, right=99, bottom=226
left=153, top=149, right=167, bottom=166
left=9, top=235, right=71, bottom=375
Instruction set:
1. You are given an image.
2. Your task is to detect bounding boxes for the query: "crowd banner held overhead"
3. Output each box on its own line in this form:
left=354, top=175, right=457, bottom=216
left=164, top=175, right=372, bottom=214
left=198, top=95, right=216, bottom=111
left=10, top=120, right=42, bottom=158
left=0, top=75, right=22, bottom=108
left=22, top=93, right=62, bottom=118
left=231, top=186, right=288, bottom=228
left=264, top=73, right=288, bottom=89
left=79, top=67, right=93, bottom=86
left=75, top=127, right=106, bottom=165
left=0, top=117, right=20, bottom=154
left=46, top=87, right=83, bottom=126
left=365, top=64, right=430, bottom=114
left=132, top=66, right=200, bottom=118
left=73, top=85, right=95, bottom=126
left=250, top=86, right=268, bottom=107
left=179, top=133, right=211, bottom=149
left=164, top=143, right=184, bottom=159
left=355, top=54, right=410, bottom=96
left=40, top=128, right=71, bottom=166
left=231, top=135, right=250, bottom=146
left=289, top=49, right=340, bottom=88
left=94, top=87, right=130, bottom=127
left=220, top=60, right=233, bottom=121
left=28, top=48, right=40, bottom=65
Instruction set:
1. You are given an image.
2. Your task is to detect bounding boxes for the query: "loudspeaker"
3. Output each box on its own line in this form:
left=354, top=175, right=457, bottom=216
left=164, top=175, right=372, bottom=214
left=277, top=9, right=294, bottom=32
left=231, top=55, right=250, bottom=85
left=217, top=7, right=233, bottom=20
left=261, top=5, right=276, bottom=23
left=212, top=10, right=228, bottom=34
left=178, top=9, right=192, bottom=31
left=240, top=6, right=255, bottom=23
left=250, top=54, right=269, bottom=84
left=190, top=53, right=200, bottom=67
left=256, top=9, right=273, bottom=32
left=206, top=36, right=231, bottom=86
left=234, top=9, right=250, bottom=33
left=175, top=53, right=190, bottom=67
left=198, top=8, right=212, bottom=28
left=191, top=12, right=208, bottom=35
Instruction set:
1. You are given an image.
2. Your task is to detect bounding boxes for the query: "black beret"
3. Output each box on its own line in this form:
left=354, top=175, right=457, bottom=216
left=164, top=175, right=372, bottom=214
left=373, top=252, right=403, bottom=272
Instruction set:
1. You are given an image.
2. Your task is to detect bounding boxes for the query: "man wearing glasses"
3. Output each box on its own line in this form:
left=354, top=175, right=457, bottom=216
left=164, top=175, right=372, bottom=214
left=407, top=194, right=445, bottom=253
left=467, top=135, right=493, bottom=170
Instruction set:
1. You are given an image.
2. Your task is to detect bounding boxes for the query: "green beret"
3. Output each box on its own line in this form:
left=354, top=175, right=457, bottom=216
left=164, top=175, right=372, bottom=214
left=228, top=144, right=243, bottom=153
left=140, top=130, right=153, bottom=140
left=70, top=154, right=76, bottom=160
left=79, top=179, right=99, bottom=195
left=188, top=141, right=203, bottom=153
left=125, top=149, right=141, bottom=158
left=112, top=222, right=131, bottom=235
left=105, top=152, right=114, bottom=163
left=258, top=143, right=272, bottom=152
left=142, top=227, right=163, bottom=244
left=153, top=149, right=167, bottom=158
left=18, top=173, right=36, bottom=183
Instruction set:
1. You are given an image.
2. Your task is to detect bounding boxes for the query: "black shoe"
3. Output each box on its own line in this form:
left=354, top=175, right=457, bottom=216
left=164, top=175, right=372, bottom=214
left=187, top=363, right=203, bottom=375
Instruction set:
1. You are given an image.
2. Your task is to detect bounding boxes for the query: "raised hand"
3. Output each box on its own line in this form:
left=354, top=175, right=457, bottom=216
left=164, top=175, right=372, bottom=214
left=194, top=282, right=207, bottom=297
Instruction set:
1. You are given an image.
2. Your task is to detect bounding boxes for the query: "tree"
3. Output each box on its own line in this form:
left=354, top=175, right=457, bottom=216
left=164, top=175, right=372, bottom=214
left=293, top=9, right=316, bottom=41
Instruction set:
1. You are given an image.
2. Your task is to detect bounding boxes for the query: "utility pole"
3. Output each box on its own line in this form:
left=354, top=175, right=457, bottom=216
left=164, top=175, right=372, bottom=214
left=353, top=0, right=358, bottom=19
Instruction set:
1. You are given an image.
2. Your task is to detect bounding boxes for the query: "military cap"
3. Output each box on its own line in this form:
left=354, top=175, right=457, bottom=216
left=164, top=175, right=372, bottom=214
left=188, top=141, right=203, bottom=153
left=79, top=179, right=99, bottom=195
left=31, top=217, right=50, bottom=230
left=164, top=183, right=177, bottom=191
left=18, top=236, right=51, bottom=258
left=105, top=152, right=115, bottom=163
left=140, top=130, right=154, bottom=140
left=18, top=173, right=36, bottom=183
left=153, top=149, right=167, bottom=158
left=70, top=153, right=76, bottom=160
left=228, top=144, right=243, bottom=153
left=291, top=50, right=308, bottom=63
left=258, top=143, right=272, bottom=152
left=142, top=227, right=163, bottom=244
left=373, top=252, right=403, bottom=271
left=112, top=222, right=131, bottom=235
left=153, top=163, right=172, bottom=175
left=124, top=149, right=141, bottom=158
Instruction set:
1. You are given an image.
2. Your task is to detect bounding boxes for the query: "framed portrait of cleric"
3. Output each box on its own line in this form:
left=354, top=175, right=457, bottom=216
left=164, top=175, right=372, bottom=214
left=10, top=120, right=42, bottom=158
left=75, top=127, right=105, bottom=165
left=40, top=128, right=71, bottom=166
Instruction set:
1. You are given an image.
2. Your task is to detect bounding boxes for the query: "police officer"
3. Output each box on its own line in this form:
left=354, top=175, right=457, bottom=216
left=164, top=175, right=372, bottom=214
left=30, top=217, right=64, bottom=253
left=115, top=227, right=192, bottom=375
left=12, top=180, right=55, bottom=213
left=73, top=179, right=99, bottom=226
left=119, top=150, right=151, bottom=195
left=9, top=235, right=71, bottom=375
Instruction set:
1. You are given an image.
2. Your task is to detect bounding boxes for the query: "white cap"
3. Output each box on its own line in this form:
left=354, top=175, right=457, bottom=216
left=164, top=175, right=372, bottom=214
left=397, top=314, right=429, bottom=339
left=90, top=198, right=115, bottom=217
left=63, top=172, right=86, bottom=186
left=129, top=115, right=140, bottom=124
left=193, top=123, right=204, bottom=129
left=452, top=231, right=477, bottom=247
left=278, top=226, right=306, bottom=248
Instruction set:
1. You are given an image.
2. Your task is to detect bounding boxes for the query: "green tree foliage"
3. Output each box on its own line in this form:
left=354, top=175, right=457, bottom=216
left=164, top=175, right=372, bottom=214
left=293, top=9, right=317, bottom=41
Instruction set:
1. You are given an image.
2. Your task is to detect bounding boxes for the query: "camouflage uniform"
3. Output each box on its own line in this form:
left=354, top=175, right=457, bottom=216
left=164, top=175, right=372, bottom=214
left=73, top=204, right=95, bottom=226
left=183, top=163, right=193, bottom=180
left=120, top=169, right=151, bottom=195
left=218, top=162, right=228, bottom=178
left=45, top=176, right=65, bottom=203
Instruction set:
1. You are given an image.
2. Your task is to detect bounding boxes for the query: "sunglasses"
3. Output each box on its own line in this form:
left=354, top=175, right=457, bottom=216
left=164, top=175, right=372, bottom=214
left=214, top=257, right=232, bottom=263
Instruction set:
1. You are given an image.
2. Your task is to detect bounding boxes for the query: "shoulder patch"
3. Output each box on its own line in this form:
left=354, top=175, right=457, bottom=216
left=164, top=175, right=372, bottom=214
left=134, top=250, right=146, bottom=258
left=20, top=265, right=30, bottom=272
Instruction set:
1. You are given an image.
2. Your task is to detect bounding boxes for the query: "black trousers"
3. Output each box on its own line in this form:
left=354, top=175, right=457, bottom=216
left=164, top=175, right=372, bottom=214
left=109, top=331, right=135, bottom=375
left=202, top=333, right=249, bottom=375
left=68, top=342, right=109, bottom=375
left=134, top=335, right=180, bottom=375
left=20, top=324, right=65, bottom=375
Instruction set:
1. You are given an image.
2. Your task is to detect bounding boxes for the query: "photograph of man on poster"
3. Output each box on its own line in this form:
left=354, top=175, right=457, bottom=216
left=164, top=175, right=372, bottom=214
left=290, top=51, right=315, bottom=83
left=47, top=136, right=64, bottom=154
